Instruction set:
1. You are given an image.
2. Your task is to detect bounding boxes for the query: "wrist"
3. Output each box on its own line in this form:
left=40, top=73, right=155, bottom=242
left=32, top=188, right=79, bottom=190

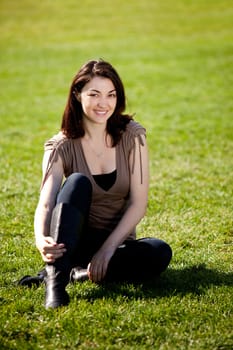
left=101, top=240, right=117, bottom=254
left=35, top=234, right=45, bottom=248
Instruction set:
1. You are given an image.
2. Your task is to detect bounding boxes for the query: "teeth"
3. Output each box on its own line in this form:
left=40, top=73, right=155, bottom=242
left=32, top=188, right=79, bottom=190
left=96, top=111, right=106, bottom=114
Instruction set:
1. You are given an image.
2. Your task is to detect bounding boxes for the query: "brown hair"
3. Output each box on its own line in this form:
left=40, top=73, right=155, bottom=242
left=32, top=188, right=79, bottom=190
left=61, top=59, right=133, bottom=145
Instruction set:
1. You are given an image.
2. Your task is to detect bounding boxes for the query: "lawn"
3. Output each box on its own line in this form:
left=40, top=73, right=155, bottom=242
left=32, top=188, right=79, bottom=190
left=0, top=0, right=232, bottom=349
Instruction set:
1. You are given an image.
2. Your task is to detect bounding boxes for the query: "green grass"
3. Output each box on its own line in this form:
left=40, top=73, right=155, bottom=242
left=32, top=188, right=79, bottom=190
left=0, top=0, right=232, bottom=349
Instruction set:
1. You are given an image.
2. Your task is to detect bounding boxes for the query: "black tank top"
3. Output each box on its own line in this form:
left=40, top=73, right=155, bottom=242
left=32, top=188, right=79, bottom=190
left=93, top=169, right=117, bottom=191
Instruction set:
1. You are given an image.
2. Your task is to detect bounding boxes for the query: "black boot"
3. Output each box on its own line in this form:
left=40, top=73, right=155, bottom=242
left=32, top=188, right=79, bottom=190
left=17, top=268, right=47, bottom=288
left=45, top=203, right=84, bottom=309
left=45, top=265, right=70, bottom=308
left=70, top=266, right=89, bottom=283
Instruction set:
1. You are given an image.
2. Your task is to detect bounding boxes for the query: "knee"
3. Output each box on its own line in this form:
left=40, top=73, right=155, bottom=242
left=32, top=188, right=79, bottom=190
left=161, top=241, right=172, bottom=265
left=67, top=173, right=92, bottom=194
left=57, top=173, right=92, bottom=211
left=157, top=239, right=172, bottom=264
left=67, top=173, right=92, bottom=204
left=157, top=240, right=172, bottom=271
left=141, top=237, right=172, bottom=267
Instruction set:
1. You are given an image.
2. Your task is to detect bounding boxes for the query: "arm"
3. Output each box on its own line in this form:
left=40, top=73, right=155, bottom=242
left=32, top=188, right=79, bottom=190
left=34, top=151, right=66, bottom=263
left=88, top=135, right=149, bottom=282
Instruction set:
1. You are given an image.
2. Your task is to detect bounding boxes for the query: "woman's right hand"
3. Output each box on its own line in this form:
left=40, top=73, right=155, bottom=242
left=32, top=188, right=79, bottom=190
left=36, top=236, right=66, bottom=263
left=34, top=152, right=65, bottom=263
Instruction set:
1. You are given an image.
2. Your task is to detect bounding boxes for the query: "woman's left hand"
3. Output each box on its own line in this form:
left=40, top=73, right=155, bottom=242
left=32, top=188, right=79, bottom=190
left=87, top=247, right=115, bottom=283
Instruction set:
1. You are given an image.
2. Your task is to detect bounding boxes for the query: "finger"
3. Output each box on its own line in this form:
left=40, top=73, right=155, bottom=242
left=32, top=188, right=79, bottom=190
left=87, top=263, right=91, bottom=280
left=45, top=237, right=66, bottom=249
left=42, top=246, right=66, bottom=255
left=98, top=264, right=105, bottom=282
left=57, top=243, right=65, bottom=248
left=41, top=253, right=55, bottom=263
left=45, top=236, right=57, bottom=245
left=49, top=248, right=66, bottom=258
left=42, top=248, right=66, bottom=262
left=101, top=261, right=108, bottom=281
left=99, top=261, right=108, bottom=282
left=48, top=247, right=66, bottom=254
left=88, top=262, right=98, bottom=282
left=91, top=257, right=108, bottom=282
left=92, top=263, right=103, bottom=283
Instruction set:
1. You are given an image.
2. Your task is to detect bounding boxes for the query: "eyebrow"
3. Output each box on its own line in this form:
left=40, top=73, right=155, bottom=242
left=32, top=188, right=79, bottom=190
left=88, top=89, right=116, bottom=93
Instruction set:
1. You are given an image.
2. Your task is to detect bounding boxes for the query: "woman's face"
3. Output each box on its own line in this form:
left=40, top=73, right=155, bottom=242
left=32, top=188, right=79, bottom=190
left=78, top=76, right=117, bottom=125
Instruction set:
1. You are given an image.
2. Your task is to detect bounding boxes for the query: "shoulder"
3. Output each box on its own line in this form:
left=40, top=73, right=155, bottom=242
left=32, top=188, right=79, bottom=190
left=121, top=120, right=146, bottom=150
left=122, top=120, right=146, bottom=143
left=42, top=132, right=77, bottom=182
left=125, top=120, right=146, bottom=137
left=44, top=131, right=69, bottom=151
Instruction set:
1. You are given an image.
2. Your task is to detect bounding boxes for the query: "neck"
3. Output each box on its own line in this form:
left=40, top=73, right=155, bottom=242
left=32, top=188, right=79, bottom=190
left=86, top=128, right=106, bottom=142
left=82, top=125, right=111, bottom=159
left=83, top=121, right=108, bottom=143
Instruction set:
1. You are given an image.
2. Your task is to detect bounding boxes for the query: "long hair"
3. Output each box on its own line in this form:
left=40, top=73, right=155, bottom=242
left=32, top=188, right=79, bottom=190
left=61, top=59, right=133, bottom=145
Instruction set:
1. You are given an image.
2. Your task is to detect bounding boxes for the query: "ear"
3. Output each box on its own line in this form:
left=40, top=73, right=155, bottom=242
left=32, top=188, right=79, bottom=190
left=73, top=91, right=81, bottom=102
left=76, top=93, right=81, bottom=102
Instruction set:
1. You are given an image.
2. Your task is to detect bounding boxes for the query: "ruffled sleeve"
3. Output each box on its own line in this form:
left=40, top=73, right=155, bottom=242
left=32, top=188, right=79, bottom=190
left=123, top=121, right=146, bottom=184
left=41, top=132, right=67, bottom=189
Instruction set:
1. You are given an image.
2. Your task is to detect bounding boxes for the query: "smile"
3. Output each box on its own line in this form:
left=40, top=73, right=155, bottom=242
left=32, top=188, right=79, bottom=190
left=95, top=110, right=108, bottom=115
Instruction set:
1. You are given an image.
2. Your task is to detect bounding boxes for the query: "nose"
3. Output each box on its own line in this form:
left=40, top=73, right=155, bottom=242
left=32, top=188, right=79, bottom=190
left=97, top=97, right=108, bottom=108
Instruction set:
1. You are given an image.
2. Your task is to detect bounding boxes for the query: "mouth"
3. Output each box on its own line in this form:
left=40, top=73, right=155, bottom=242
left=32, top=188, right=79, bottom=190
left=94, top=110, right=108, bottom=116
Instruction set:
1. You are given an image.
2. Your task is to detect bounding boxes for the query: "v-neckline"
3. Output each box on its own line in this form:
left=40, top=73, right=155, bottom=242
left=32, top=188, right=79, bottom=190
left=78, top=138, right=118, bottom=192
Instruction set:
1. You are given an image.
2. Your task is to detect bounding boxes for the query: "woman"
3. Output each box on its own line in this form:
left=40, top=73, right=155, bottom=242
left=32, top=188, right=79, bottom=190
left=34, top=59, right=172, bottom=308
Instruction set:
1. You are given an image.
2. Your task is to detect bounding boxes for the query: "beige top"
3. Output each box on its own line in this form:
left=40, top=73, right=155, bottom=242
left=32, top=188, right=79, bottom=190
left=42, top=120, right=146, bottom=239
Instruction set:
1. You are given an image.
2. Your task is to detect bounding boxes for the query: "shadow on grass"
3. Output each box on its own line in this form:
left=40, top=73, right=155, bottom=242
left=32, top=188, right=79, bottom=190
left=75, top=264, right=233, bottom=301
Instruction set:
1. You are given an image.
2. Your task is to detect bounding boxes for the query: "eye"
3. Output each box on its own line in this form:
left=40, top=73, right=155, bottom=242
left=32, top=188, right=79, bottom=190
left=109, top=93, right=117, bottom=98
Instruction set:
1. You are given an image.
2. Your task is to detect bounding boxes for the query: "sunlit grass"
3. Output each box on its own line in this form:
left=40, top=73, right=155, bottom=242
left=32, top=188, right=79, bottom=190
left=0, top=0, right=232, bottom=349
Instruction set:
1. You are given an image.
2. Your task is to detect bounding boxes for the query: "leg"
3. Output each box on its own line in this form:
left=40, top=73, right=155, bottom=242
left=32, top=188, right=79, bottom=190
left=56, top=173, right=92, bottom=216
left=105, top=238, right=172, bottom=282
left=70, top=228, right=110, bottom=283
left=44, top=173, right=92, bottom=308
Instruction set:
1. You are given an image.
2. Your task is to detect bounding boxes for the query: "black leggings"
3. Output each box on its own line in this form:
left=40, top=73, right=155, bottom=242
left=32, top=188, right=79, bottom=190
left=56, top=173, right=172, bottom=282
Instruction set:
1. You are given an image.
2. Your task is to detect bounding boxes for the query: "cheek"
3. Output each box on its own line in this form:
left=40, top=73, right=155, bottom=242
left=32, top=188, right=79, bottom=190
left=81, top=99, right=92, bottom=112
left=112, top=100, right=117, bottom=110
